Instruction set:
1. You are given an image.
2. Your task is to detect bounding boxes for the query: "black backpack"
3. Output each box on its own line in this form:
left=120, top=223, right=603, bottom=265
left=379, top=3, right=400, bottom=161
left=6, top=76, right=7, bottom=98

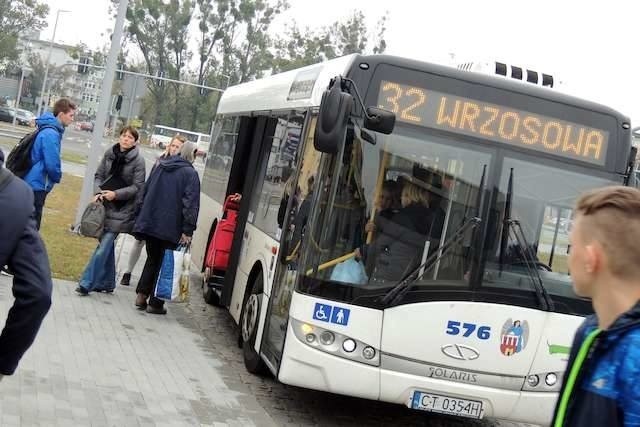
left=6, top=126, right=55, bottom=178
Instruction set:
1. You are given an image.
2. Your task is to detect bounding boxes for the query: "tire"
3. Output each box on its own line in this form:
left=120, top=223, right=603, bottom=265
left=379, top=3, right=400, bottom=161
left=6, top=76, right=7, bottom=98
left=202, top=267, right=222, bottom=307
left=240, top=271, right=268, bottom=375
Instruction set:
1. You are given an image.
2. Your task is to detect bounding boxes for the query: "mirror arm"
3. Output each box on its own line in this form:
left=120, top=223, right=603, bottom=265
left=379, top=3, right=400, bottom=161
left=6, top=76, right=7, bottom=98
left=341, top=77, right=376, bottom=121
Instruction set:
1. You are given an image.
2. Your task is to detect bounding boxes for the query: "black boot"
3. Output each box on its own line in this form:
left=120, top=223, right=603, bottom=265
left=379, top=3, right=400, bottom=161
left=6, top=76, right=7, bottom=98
left=120, top=272, right=131, bottom=286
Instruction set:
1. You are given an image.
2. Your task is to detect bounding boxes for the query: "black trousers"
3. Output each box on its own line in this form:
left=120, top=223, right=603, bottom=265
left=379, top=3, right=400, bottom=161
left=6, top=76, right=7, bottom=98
left=135, top=236, right=176, bottom=308
left=33, top=191, right=47, bottom=230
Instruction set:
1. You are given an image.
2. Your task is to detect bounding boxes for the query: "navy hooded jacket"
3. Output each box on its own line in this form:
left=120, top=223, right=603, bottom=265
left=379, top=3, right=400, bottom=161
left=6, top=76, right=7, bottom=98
left=133, top=155, right=200, bottom=244
left=23, top=112, right=64, bottom=192
left=552, top=301, right=640, bottom=426
left=0, top=149, right=52, bottom=375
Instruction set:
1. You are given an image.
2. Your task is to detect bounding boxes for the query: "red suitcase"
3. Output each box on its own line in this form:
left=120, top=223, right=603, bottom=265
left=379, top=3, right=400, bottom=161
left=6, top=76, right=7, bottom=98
left=205, top=195, right=240, bottom=272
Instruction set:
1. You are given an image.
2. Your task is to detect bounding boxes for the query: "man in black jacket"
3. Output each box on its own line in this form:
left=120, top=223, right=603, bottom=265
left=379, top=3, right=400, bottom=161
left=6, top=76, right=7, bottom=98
left=0, top=149, right=52, bottom=378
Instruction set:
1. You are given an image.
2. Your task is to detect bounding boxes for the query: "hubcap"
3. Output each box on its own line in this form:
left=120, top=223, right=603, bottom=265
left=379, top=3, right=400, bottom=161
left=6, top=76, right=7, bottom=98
left=242, top=294, right=259, bottom=342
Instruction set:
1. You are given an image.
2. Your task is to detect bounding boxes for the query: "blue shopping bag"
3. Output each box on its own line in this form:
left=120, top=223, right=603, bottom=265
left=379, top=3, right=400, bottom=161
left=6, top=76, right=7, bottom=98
left=154, top=246, right=188, bottom=301
left=330, top=258, right=368, bottom=285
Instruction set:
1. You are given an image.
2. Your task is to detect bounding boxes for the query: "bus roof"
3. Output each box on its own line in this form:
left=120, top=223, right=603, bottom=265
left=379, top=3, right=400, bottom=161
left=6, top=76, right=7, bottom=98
left=217, top=54, right=630, bottom=124
left=217, top=55, right=357, bottom=115
left=153, top=124, right=208, bottom=136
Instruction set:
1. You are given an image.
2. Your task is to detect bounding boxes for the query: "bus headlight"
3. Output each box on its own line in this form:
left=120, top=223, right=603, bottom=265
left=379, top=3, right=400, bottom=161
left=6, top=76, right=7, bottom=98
left=342, top=339, right=356, bottom=353
left=526, top=375, right=539, bottom=387
left=290, top=318, right=380, bottom=366
left=522, top=371, right=563, bottom=392
left=362, top=346, right=376, bottom=360
left=320, top=331, right=335, bottom=346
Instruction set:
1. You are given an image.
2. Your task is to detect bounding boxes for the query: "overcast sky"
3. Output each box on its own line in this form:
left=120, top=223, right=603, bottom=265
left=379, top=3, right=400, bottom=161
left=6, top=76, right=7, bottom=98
left=41, top=0, right=639, bottom=123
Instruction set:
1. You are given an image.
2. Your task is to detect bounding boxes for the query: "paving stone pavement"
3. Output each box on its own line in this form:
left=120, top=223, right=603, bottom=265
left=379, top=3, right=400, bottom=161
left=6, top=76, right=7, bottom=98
left=0, top=273, right=277, bottom=427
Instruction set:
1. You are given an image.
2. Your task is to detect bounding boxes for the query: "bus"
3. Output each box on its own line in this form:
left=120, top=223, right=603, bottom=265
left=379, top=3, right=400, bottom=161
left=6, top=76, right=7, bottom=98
left=192, top=54, right=635, bottom=425
left=149, top=124, right=211, bottom=157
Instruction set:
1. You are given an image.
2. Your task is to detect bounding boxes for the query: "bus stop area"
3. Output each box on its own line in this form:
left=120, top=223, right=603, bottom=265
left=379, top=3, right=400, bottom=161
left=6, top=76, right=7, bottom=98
left=0, top=241, right=275, bottom=427
left=0, top=235, right=527, bottom=427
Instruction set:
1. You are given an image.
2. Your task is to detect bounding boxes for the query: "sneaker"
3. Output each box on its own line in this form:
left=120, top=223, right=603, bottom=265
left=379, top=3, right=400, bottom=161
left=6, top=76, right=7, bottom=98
left=120, top=272, right=131, bottom=286
left=75, top=286, right=89, bottom=296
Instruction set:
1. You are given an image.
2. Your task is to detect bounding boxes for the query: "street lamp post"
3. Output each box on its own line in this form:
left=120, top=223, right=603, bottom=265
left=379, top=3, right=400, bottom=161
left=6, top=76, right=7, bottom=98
left=37, top=9, right=70, bottom=117
left=12, top=67, right=32, bottom=126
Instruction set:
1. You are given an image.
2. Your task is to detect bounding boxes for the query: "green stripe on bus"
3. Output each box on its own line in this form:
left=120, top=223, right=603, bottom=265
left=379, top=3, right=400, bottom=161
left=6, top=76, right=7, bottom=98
left=548, top=343, right=571, bottom=356
left=553, top=329, right=601, bottom=427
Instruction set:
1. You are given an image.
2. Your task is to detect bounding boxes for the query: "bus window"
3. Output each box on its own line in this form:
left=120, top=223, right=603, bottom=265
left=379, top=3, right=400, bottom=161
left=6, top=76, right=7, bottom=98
left=202, top=117, right=240, bottom=205
left=249, top=114, right=304, bottom=239
left=299, top=123, right=490, bottom=289
left=485, top=157, right=623, bottom=307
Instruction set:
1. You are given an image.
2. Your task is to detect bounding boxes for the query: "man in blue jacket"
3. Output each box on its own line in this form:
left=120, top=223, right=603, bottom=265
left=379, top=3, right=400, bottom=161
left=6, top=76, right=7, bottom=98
left=0, top=149, right=52, bottom=379
left=552, top=186, right=640, bottom=427
left=23, top=98, right=75, bottom=229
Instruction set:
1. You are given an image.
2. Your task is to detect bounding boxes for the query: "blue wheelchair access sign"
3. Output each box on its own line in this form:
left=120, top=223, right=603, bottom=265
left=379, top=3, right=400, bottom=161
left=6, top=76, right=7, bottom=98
left=313, top=302, right=350, bottom=326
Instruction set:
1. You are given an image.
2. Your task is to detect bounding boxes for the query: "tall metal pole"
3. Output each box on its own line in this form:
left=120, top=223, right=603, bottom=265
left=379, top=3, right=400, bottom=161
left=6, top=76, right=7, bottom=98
left=37, top=9, right=68, bottom=117
left=12, top=69, right=26, bottom=126
left=74, top=0, right=129, bottom=229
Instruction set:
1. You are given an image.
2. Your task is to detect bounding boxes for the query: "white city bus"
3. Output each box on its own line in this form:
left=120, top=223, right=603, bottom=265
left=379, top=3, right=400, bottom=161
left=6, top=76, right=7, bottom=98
left=149, top=124, right=211, bottom=156
left=192, top=54, right=635, bottom=424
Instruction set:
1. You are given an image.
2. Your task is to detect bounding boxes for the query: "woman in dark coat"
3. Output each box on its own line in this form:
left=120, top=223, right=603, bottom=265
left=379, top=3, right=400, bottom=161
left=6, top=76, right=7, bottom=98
left=76, top=126, right=146, bottom=295
left=133, top=141, right=201, bottom=314
left=365, top=181, right=440, bottom=283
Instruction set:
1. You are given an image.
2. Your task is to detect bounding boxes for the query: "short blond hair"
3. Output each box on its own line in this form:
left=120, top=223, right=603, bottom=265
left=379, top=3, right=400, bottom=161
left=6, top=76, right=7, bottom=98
left=402, top=181, right=429, bottom=206
left=575, top=186, right=640, bottom=279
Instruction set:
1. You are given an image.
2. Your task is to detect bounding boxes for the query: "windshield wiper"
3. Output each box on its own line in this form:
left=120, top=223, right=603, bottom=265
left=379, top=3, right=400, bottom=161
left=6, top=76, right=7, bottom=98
left=379, top=216, right=481, bottom=307
left=501, top=168, right=554, bottom=311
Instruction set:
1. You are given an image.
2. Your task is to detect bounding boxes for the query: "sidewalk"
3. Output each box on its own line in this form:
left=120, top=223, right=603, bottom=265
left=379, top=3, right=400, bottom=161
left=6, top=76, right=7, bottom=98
left=0, top=235, right=277, bottom=427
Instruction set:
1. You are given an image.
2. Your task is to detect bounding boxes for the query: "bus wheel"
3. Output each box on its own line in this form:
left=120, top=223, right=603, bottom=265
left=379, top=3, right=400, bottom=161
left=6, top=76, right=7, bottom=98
left=240, top=272, right=268, bottom=375
left=202, top=267, right=221, bottom=306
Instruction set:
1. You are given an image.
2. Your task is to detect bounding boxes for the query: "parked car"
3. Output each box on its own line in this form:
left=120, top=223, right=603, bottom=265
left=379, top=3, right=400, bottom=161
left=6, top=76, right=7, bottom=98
left=0, top=106, right=14, bottom=123
left=15, top=109, right=36, bottom=127
left=0, top=107, right=35, bottom=127
left=79, top=121, right=94, bottom=132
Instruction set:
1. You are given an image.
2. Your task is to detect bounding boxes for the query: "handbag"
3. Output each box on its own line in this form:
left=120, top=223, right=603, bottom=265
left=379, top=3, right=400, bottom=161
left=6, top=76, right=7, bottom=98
left=154, top=245, right=190, bottom=302
left=79, top=201, right=105, bottom=238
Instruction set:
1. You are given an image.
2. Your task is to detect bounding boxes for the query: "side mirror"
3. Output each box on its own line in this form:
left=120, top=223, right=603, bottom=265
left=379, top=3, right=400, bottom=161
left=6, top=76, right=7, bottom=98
left=314, top=77, right=353, bottom=154
left=364, top=107, right=395, bottom=135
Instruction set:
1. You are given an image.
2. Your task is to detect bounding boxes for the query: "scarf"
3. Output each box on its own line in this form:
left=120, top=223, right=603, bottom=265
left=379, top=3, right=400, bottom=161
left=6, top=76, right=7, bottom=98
left=108, top=144, right=133, bottom=177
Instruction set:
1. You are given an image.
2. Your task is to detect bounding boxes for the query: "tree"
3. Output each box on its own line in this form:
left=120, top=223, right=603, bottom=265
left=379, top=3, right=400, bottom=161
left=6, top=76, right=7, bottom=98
left=234, top=0, right=288, bottom=83
left=124, top=0, right=195, bottom=127
left=273, top=10, right=389, bottom=73
left=0, top=0, right=49, bottom=71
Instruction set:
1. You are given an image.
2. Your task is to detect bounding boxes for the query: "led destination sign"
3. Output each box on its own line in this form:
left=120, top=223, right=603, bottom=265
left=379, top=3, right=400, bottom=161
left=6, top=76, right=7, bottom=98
left=377, top=81, right=609, bottom=165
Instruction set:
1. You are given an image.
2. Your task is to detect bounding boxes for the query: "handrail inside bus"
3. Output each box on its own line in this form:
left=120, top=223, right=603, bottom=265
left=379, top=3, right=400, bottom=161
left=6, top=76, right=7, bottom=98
left=305, top=251, right=356, bottom=275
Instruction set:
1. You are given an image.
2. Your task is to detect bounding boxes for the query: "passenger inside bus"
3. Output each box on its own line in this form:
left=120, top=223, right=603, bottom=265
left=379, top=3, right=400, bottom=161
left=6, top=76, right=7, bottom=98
left=356, top=176, right=447, bottom=284
left=287, top=175, right=315, bottom=261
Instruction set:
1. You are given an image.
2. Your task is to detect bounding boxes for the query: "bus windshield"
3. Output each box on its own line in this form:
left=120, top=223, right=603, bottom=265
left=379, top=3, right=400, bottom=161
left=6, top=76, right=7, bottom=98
left=481, top=156, right=622, bottom=313
left=295, top=122, right=623, bottom=315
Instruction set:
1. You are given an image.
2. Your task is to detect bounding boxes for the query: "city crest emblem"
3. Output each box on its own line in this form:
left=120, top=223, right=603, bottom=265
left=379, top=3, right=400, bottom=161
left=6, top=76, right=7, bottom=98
left=500, top=318, right=529, bottom=356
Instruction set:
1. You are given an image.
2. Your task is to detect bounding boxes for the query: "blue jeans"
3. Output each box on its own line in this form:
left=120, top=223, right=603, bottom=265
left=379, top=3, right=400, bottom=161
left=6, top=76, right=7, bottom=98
left=79, top=232, right=119, bottom=292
